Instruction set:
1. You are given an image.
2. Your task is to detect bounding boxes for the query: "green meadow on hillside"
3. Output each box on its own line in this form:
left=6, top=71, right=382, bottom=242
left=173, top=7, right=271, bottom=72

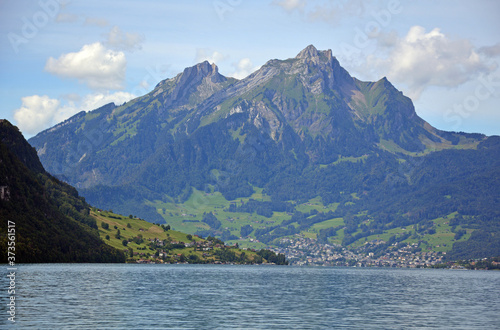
left=92, top=209, right=287, bottom=264
left=147, top=189, right=475, bottom=256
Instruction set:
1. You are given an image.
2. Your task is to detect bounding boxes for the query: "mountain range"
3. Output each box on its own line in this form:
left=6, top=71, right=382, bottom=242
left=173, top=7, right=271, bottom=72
left=27, top=45, right=500, bottom=260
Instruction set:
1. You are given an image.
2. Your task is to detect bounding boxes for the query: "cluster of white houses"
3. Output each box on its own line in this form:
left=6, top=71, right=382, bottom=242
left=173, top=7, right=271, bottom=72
left=273, top=236, right=445, bottom=267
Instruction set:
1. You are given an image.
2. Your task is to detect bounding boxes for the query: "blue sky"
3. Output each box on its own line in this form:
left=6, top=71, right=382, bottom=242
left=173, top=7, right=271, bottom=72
left=1, top=0, right=499, bottom=137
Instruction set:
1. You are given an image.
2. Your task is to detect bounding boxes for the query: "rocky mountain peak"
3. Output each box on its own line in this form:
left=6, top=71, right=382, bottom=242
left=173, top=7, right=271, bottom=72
left=155, top=61, right=225, bottom=90
left=296, top=44, right=319, bottom=59
left=295, top=45, right=335, bottom=64
left=283, top=45, right=353, bottom=96
left=194, top=60, right=218, bottom=76
left=150, top=60, right=228, bottom=110
left=179, top=60, right=225, bottom=84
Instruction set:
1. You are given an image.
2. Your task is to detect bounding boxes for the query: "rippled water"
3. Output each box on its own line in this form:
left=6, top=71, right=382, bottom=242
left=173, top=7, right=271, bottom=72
left=1, top=264, right=499, bottom=329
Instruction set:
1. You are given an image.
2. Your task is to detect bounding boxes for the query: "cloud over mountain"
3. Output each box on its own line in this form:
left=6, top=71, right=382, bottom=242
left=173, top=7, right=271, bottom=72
left=45, top=42, right=126, bottom=90
left=13, top=92, right=135, bottom=135
left=13, top=95, right=61, bottom=135
left=368, top=26, right=496, bottom=99
left=231, top=58, right=259, bottom=79
left=195, top=48, right=227, bottom=65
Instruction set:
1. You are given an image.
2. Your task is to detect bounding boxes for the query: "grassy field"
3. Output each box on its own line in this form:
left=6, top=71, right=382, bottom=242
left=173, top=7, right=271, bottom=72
left=345, top=213, right=472, bottom=252
left=295, top=196, right=338, bottom=213
left=92, top=209, right=195, bottom=259
left=149, top=188, right=340, bottom=247
left=310, top=218, right=344, bottom=231
left=91, top=209, right=270, bottom=263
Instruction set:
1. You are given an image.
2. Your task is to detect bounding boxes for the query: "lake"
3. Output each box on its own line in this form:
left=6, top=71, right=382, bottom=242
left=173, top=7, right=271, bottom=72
left=1, top=264, right=499, bottom=329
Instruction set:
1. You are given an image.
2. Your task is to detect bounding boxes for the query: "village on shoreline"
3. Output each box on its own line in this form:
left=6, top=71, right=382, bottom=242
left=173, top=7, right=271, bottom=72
left=270, top=236, right=500, bottom=270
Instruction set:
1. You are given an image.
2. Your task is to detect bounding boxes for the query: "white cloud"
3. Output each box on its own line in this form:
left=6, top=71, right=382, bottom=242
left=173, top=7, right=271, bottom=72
left=13, top=92, right=135, bottom=136
left=231, top=58, right=259, bottom=79
left=105, top=26, right=144, bottom=52
left=80, top=91, right=135, bottom=111
left=13, top=95, right=60, bottom=135
left=195, top=49, right=227, bottom=64
left=44, top=42, right=126, bottom=90
left=367, top=26, right=496, bottom=99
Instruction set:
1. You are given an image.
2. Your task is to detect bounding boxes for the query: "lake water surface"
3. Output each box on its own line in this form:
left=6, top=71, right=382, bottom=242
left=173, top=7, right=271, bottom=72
left=1, top=264, right=499, bottom=329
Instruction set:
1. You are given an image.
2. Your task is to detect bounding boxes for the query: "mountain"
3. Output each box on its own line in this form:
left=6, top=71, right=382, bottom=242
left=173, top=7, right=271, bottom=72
left=0, top=120, right=125, bottom=263
left=28, top=45, right=500, bottom=260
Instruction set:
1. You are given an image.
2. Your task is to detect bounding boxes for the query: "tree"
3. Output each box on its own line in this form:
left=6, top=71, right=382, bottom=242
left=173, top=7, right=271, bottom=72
left=240, top=224, right=253, bottom=237
left=115, top=229, right=121, bottom=239
left=239, top=252, right=246, bottom=262
left=122, top=239, right=128, bottom=246
left=187, top=234, right=193, bottom=241
left=105, top=235, right=110, bottom=240
left=202, top=212, right=221, bottom=229
left=127, top=223, right=131, bottom=228
left=101, top=222, right=109, bottom=230
left=129, top=214, right=133, bottom=219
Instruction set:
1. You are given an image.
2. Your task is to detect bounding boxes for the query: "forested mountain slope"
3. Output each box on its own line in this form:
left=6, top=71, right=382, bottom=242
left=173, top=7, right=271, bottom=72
left=0, top=120, right=125, bottom=263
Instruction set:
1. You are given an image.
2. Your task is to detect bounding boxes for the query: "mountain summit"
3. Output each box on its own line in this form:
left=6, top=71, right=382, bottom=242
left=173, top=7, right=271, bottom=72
left=27, top=46, right=499, bottom=260
left=152, top=60, right=231, bottom=112
left=296, top=44, right=320, bottom=58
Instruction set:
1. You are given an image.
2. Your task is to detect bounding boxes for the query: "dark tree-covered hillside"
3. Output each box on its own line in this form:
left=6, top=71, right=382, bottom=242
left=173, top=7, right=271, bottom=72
left=0, top=120, right=125, bottom=263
